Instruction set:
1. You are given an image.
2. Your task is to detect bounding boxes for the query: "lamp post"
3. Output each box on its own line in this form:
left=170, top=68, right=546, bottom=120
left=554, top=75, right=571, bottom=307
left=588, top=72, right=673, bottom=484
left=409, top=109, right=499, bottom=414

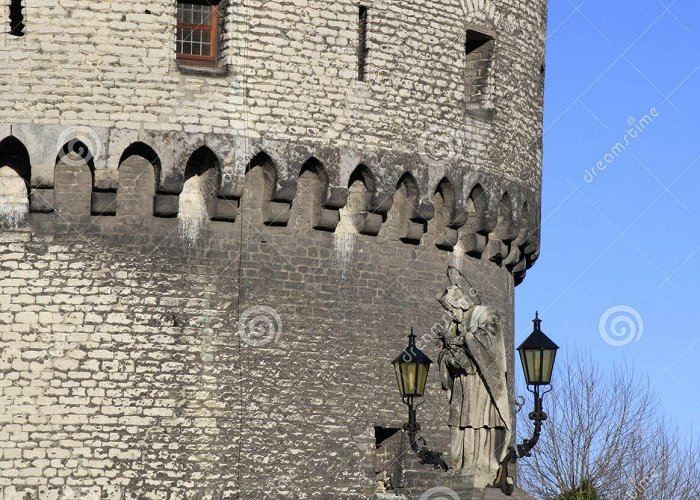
left=493, top=312, right=559, bottom=495
left=391, top=329, right=449, bottom=471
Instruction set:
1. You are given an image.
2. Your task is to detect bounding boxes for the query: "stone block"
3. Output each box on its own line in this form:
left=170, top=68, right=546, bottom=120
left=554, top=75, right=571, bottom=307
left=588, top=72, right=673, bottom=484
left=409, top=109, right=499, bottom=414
left=91, top=191, right=117, bottom=216
left=29, top=189, right=54, bottom=213
left=210, top=198, right=237, bottom=222
left=153, top=193, right=179, bottom=218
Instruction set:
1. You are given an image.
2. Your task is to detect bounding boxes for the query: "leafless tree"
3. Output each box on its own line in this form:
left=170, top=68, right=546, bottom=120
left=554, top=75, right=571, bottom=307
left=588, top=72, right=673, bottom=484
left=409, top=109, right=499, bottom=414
left=517, top=352, right=700, bottom=499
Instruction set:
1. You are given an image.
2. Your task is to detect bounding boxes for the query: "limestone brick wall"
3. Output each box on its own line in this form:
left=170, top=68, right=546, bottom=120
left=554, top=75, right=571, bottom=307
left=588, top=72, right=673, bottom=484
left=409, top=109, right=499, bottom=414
left=0, top=0, right=546, bottom=186
left=0, top=0, right=548, bottom=496
left=0, top=160, right=516, bottom=498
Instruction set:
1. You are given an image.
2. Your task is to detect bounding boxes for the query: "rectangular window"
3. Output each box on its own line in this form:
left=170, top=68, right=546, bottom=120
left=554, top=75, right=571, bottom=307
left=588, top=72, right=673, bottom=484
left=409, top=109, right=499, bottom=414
left=464, top=29, right=495, bottom=102
left=357, top=6, right=369, bottom=81
left=9, top=0, right=24, bottom=37
left=176, top=0, right=219, bottom=64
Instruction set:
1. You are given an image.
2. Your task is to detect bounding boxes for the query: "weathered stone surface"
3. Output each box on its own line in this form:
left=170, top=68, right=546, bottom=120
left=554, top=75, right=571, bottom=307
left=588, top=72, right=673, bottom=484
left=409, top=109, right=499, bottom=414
left=0, top=0, right=546, bottom=497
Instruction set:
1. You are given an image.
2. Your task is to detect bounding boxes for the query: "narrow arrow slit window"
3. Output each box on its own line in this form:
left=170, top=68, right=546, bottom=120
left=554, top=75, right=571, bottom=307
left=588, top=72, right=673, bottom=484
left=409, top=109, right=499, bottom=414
left=357, top=6, right=369, bottom=81
left=9, top=0, right=24, bottom=37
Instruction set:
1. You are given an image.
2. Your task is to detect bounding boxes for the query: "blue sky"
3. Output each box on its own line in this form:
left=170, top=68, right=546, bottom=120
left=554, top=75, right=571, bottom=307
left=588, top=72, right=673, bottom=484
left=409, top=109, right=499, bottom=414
left=514, top=0, right=700, bottom=434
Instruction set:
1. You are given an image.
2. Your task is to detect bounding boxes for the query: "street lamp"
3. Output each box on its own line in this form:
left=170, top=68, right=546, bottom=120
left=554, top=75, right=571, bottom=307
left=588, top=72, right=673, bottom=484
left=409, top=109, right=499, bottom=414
left=391, top=329, right=449, bottom=471
left=493, top=312, right=559, bottom=495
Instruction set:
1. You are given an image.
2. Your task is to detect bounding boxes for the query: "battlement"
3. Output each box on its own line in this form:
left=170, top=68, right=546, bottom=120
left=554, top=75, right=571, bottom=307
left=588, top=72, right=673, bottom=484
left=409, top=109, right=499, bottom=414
left=0, top=127, right=539, bottom=284
left=0, top=0, right=547, bottom=283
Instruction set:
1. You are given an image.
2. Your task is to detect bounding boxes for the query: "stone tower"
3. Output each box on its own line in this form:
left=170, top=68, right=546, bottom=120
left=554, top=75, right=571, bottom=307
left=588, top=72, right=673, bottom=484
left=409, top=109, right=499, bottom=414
left=0, top=0, right=546, bottom=497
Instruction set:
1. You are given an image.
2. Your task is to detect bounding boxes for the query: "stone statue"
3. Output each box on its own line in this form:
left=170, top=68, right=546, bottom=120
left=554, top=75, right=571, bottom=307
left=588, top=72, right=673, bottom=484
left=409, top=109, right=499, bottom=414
left=436, top=268, right=511, bottom=486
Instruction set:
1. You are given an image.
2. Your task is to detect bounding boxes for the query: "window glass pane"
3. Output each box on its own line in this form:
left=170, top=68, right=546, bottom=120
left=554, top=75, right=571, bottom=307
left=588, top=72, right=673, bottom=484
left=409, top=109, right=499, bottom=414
left=176, top=1, right=216, bottom=59
left=177, top=1, right=214, bottom=25
left=193, top=5, right=209, bottom=25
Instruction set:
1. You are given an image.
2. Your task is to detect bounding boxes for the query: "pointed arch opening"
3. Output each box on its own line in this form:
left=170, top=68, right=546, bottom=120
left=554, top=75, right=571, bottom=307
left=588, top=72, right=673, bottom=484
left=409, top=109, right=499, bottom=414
left=117, top=143, right=160, bottom=219
left=298, top=157, right=329, bottom=205
left=119, top=143, right=161, bottom=185
left=488, top=191, right=517, bottom=265
left=393, top=172, right=424, bottom=244
left=245, top=151, right=278, bottom=202
left=466, top=184, right=488, bottom=233
left=458, top=183, right=489, bottom=258
left=341, top=164, right=376, bottom=233
left=517, top=202, right=531, bottom=247
left=54, top=139, right=96, bottom=216
left=179, top=146, right=220, bottom=242
left=297, top=157, right=334, bottom=230
left=433, top=177, right=457, bottom=249
left=494, top=192, right=516, bottom=243
left=241, top=151, right=290, bottom=226
left=0, top=137, right=31, bottom=228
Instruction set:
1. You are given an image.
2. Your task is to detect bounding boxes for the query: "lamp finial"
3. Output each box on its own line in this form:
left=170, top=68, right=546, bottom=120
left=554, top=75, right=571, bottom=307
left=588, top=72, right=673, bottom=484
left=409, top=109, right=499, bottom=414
left=533, top=312, right=542, bottom=330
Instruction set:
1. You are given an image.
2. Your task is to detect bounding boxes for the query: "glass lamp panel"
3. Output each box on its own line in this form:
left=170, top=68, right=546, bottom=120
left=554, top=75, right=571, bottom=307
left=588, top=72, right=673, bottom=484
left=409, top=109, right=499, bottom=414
left=541, top=349, right=555, bottom=384
left=519, top=348, right=529, bottom=383
left=533, top=349, right=544, bottom=384
left=524, top=349, right=542, bottom=384
left=394, top=363, right=405, bottom=396
left=416, top=363, right=429, bottom=396
left=400, top=362, right=418, bottom=396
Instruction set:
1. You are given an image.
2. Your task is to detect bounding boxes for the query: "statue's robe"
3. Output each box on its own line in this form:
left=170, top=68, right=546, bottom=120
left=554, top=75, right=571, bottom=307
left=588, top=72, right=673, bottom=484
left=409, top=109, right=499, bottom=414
left=438, top=306, right=511, bottom=480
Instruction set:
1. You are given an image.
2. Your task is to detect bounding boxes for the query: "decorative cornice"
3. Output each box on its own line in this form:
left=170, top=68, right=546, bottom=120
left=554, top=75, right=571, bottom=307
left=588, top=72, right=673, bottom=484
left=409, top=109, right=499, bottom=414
left=1, top=126, right=541, bottom=284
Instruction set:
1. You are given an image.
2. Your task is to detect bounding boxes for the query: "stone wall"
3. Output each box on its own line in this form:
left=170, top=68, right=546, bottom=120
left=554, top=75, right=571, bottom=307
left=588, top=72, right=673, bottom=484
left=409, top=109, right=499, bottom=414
left=0, top=159, right=516, bottom=498
left=0, top=0, right=546, bottom=189
left=0, top=0, right=548, bottom=497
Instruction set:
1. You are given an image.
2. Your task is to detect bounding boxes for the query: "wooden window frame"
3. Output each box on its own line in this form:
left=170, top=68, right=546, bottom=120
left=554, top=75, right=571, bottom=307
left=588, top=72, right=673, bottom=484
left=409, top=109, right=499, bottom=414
left=176, top=1, right=220, bottom=65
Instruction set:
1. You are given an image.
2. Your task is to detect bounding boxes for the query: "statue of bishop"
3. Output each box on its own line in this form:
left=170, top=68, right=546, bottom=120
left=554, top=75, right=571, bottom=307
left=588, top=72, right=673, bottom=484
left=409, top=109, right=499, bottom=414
left=436, top=269, right=511, bottom=486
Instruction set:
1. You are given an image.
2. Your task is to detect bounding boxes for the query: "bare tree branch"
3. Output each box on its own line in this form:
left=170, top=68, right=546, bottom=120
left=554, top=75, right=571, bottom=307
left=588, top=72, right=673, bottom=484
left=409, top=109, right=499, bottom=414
left=517, top=352, right=700, bottom=499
